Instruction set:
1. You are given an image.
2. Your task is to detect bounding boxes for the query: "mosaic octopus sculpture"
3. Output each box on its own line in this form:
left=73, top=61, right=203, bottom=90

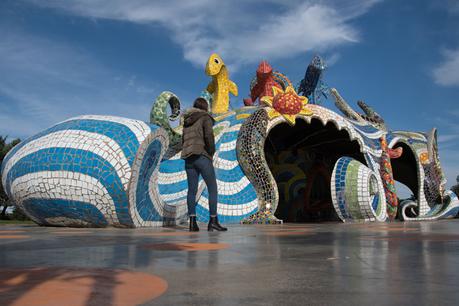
left=2, top=54, right=458, bottom=227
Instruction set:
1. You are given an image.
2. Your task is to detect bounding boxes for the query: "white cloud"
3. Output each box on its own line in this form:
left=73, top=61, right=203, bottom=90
left=325, top=53, right=342, bottom=66
left=438, top=134, right=459, bottom=144
left=439, top=148, right=459, bottom=189
left=435, top=0, right=459, bottom=14
left=27, top=0, right=380, bottom=69
left=428, top=111, right=459, bottom=188
left=0, top=30, right=160, bottom=139
left=433, top=48, right=459, bottom=87
left=1, top=0, right=381, bottom=139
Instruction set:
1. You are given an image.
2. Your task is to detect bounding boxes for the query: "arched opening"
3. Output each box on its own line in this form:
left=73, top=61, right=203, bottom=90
left=167, top=96, right=181, bottom=128
left=264, top=118, right=366, bottom=222
left=394, top=180, right=417, bottom=218
left=390, top=142, right=419, bottom=201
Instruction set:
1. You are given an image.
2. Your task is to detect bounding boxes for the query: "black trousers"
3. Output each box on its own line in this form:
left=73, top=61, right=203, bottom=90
left=185, top=155, right=218, bottom=217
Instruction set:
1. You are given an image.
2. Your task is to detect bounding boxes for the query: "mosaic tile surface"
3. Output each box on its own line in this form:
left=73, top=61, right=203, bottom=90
left=2, top=55, right=458, bottom=227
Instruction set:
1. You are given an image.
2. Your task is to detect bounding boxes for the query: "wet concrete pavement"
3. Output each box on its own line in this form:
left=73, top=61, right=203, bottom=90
left=2, top=220, right=459, bottom=305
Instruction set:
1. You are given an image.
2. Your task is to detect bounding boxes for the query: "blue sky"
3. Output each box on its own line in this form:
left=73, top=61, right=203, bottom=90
left=0, top=0, right=459, bottom=188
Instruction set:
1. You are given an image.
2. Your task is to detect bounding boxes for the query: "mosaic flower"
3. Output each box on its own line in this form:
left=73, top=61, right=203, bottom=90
left=420, top=152, right=429, bottom=165
left=260, top=86, right=312, bottom=125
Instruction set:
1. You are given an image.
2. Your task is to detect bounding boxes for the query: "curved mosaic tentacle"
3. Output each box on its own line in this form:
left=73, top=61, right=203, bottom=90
left=331, top=157, right=387, bottom=222
left=379, top=136, right=399, bottom=220
left=237, top=109, right=281, bottom=223
left=128, top=127, right=181, bottom=227
left=150, top=91, right=182, bottom=146
left=400, top=190, right=459, bottom=221
left=387, top=133, right=454, bottom=221
left=425, top=128, right=446, bottom=200
left=1, top=115, right=168, bottom=228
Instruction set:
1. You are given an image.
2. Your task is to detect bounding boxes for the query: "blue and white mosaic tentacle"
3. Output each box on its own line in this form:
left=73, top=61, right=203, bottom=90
left=1, top=115, right=165, bottom=227
left=1, top=105, right=261, bottom=227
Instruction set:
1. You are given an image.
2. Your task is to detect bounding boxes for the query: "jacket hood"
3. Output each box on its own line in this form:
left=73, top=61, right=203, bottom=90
left=183, top=108, right=215, bottom=127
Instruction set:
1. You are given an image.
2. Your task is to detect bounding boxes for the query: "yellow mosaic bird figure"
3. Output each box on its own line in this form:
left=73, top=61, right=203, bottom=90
left=205, top=53, right=238, bottom=114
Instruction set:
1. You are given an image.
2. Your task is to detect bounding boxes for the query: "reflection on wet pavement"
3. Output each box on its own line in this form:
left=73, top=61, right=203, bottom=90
left=141, top=242, right=230, bottom=251
left=0, top=268, right=167, bottom=306
left=1, top=221, right=459, bottom=305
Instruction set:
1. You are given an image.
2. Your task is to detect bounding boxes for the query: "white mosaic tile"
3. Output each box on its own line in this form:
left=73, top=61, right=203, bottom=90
left=2, top=130, right=132, bottom=190
left=11, top=171, right=118, bottom=225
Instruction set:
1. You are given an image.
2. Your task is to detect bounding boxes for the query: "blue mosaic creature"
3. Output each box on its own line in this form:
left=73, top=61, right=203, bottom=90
left=297, top=55, right=329, bottom=105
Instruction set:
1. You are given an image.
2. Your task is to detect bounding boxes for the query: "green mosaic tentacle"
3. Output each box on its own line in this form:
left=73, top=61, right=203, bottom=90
left=331, top=157, right=387, bottom=222
left=150, top=91, right=182, bottom=146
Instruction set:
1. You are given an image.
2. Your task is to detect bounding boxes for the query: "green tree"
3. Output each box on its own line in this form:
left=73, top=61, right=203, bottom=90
left=0, top=136, right=21, bottom=219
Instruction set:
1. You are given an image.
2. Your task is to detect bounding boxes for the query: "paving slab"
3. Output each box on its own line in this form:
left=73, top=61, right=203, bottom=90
left=1, top=220, right=459, bottom=305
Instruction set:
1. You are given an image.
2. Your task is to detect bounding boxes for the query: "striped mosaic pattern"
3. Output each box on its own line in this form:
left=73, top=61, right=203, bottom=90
left=128, top=127, right=172, bottom=227
left=0, top=108, right=260, bottom=227
left=1, top=115, right=168, bottom=227
left=331, top=157, right=386, bottom=222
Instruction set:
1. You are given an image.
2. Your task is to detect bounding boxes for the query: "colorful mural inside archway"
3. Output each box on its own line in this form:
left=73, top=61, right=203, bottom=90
left=2, top=55, right=458, bottom=227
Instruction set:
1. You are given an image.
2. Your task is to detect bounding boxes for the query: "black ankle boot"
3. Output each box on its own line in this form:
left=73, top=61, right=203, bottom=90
left=189, top=216, right=199, bottom=232
left=208, top=216, right=227, bottom=231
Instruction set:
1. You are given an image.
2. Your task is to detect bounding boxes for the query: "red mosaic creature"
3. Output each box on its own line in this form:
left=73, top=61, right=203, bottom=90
left=243, top=61, right=283, bottom=106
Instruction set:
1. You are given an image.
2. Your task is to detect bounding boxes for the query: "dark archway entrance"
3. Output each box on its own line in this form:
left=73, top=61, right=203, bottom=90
left=390, top=142, right=420, bottom=217
left=264, top=118, right=366, bottom=222
left=390, top=143, right=419, bottom=197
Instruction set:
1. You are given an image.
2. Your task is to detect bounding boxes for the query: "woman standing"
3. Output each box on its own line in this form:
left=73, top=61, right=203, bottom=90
left=181, top=97, right=227, bottom=232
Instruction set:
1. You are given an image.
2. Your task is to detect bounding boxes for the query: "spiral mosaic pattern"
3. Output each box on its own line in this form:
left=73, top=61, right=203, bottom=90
left=1, top=115, right=161, bottom=227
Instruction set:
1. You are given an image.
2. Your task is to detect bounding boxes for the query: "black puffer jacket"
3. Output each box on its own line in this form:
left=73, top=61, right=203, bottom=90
left=181, top=108, right=215, bottom=160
